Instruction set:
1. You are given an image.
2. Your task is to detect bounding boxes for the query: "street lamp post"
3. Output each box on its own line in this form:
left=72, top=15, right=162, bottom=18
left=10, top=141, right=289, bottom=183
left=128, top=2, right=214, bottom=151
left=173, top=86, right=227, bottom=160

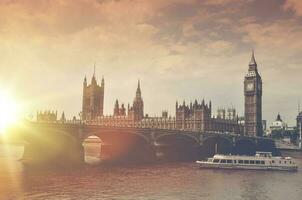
left=299, top=121, right=302, bottom=149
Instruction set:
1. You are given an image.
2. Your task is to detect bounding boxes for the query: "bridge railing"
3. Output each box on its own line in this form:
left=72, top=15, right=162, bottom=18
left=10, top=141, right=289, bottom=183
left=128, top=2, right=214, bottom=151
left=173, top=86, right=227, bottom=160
left=31, top=119, right=242, bottom=136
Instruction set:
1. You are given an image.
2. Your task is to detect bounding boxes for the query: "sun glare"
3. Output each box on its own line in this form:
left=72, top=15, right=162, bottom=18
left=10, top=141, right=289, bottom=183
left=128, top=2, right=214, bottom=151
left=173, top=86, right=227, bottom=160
left=0, top=92, right=20, bottom=134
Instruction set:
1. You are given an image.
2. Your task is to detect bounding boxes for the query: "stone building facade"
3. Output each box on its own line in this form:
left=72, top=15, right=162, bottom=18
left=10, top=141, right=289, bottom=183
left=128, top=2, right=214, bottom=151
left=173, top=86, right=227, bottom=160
left=80, top=69, right=243, bottom=134
left=93, top=80, right=144, bottom=125
left=175, top=100, right=242, bottom=134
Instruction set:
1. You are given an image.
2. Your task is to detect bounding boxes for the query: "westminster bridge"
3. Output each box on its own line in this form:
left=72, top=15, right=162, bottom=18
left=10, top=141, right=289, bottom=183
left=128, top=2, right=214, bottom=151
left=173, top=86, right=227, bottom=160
left=8, top=120, right=277, bottom=165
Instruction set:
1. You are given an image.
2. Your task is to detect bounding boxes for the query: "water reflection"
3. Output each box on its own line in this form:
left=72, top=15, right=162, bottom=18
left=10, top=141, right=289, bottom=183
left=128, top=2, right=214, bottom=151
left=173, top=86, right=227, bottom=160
left=83, top=136, right=102, bottom=164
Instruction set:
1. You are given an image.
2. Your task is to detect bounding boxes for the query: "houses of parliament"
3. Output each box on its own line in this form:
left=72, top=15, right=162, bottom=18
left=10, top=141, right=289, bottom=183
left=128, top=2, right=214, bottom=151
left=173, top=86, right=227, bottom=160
left=78, top=52, right=263, bottom=136
left=37, top=52, right=263, bottom=137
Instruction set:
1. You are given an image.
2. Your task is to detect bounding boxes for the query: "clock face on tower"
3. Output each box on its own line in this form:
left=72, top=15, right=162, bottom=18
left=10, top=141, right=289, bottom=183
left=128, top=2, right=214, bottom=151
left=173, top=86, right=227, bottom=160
left=246, top=82, right=254, bottom=91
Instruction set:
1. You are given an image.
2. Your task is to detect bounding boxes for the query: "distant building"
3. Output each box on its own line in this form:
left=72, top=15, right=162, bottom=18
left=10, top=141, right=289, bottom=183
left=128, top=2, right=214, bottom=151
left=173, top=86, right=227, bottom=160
left=270, top=113, right=287, bottom=131
left=297, top=112, right=302, bottom=128
left=175, top=100, right=242, bottom=133
left=37, top=110, right=57, bottom=122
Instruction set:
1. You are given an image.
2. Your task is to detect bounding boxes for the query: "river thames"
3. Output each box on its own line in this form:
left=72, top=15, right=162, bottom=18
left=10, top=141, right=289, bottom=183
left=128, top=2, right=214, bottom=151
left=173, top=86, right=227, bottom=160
left=0, top=144, right=301, bottom=200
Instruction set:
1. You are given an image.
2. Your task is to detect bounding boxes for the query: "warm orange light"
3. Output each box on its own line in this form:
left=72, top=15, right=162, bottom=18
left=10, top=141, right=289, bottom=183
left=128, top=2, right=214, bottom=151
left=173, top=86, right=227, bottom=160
left=0, top=91, right=21, bottom=134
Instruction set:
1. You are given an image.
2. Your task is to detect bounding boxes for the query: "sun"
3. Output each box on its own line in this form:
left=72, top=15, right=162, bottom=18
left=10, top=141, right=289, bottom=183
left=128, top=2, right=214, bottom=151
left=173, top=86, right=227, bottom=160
left=0, top=92, right=20, bottom=134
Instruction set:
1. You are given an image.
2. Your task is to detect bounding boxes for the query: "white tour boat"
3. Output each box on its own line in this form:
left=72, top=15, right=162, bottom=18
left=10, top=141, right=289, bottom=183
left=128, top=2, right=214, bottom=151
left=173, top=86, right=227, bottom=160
left=196, top=152, right=298, bottom=171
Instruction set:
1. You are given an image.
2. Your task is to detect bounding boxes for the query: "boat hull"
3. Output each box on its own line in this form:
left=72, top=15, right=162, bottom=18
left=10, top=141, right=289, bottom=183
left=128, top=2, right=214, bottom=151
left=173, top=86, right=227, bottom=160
left=196, top=161, right=298, bottom=172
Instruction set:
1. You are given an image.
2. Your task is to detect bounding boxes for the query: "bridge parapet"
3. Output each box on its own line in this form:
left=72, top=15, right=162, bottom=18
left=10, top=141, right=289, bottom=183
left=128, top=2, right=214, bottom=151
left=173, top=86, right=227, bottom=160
left=29, top=120, right=243, bottom=135
left=20, top=120, right=273, bottom=149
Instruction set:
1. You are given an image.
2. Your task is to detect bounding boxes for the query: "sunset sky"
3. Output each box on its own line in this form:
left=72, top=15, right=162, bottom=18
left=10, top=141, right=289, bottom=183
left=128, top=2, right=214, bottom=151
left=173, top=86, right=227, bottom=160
left=0, top=0, right=301, bottom=126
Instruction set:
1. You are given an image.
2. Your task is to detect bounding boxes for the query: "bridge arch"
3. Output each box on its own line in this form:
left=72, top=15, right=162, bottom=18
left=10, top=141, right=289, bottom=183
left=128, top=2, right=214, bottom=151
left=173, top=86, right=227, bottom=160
left=201, top=135, right=233, bottom=157
left=234, top=138, right=256, bottom=155
left=83, top=130, right=150, bottom=145
left=154, top=133, right=200, bottom=161
left=155, top=133, right=199, bottom=145
left=22, top=128, right=84, bottom=165
left=82, top=130, right=155, bottom=163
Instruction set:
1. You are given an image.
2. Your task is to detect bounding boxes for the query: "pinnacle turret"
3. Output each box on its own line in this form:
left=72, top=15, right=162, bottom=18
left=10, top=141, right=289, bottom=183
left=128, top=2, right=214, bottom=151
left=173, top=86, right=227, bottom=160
left=101, top=76, right=105, bottom=87
left=84, top=75, right=87, bottom=86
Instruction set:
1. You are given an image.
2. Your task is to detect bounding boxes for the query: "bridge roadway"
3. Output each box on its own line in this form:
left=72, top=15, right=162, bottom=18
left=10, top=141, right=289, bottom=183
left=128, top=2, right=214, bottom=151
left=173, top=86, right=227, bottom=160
left=8, top=120, right=278, bottom=166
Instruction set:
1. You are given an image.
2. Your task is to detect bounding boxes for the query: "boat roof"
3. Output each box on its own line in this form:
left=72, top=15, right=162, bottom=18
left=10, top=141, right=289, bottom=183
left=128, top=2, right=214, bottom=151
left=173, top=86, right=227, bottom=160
left=212, top=154, right=288, bottom=160
left=255, top=151, right=272, bottom=154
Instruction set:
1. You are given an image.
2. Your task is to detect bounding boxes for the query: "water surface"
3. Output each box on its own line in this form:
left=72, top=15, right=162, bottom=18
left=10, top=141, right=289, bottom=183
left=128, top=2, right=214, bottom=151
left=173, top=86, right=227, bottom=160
left=0, top=144, right=301, bottom=200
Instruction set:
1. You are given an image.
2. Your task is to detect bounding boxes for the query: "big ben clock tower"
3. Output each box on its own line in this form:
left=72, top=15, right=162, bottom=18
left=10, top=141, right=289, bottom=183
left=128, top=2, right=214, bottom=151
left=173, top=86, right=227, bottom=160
left=244, top=51, right=263, bottom=137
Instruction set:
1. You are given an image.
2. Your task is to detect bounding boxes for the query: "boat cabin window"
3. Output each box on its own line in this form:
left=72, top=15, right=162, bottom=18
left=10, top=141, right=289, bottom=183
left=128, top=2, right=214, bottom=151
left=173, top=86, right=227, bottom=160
left=256, top=152, right=272, bottom=157
left=213, top=159, right=220, bottom=163
left=244, top=160, right=249, bottom=164
left=250, top=160, right=255, bottom=164
left=284, top=161, right=286, bottom=164
left=260, top=161, right=265, bottom=164
left=256, top=160, right=260, bottom=164
left=227, top=160, right=232, bottom=164
left=279, top=161, right=281, bottom=164
left=220, top=159, right=226, bottom=163
left=234, top=160, right=237, bottom=164
left=238, top=160, right=243, bottom=164
left=290, top=161, right=292, bottom=164
left=272, top=160, right=275, bottom=164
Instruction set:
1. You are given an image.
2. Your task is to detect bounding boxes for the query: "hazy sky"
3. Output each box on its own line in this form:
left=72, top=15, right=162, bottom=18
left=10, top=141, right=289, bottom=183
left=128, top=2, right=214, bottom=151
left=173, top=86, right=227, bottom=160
left=0, top=0, right=301, bottom=126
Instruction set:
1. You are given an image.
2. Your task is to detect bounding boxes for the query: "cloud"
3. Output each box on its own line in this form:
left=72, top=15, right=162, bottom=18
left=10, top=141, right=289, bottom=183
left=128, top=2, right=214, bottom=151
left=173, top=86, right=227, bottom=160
left=283, top=0, right=302, bottom=16
left=239, top=19, right=302, bottom=51
left=0, top=0, right=301, bottom=125
left=203, top=0, right=246, bottom=6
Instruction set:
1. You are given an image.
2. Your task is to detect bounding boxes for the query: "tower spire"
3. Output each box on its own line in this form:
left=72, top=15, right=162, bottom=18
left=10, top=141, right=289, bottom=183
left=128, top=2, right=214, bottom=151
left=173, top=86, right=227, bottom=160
left=101, top=76, right=105, bottom=87
left=136, top=79, right=141, bottom=98
left=249, top=49, right=257, bottom=67
left=93, top=62, right=96, bottom=77
left=91, top=64, right=97, bottom=84
left=84, top=74, right=87, bottom=87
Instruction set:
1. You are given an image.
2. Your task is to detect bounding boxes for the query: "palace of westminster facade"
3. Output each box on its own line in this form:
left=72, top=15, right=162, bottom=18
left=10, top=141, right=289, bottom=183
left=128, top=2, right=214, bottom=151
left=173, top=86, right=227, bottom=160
left=77, top=52, right=263, bottom=136
left=37, top=52, right=263, bottom=137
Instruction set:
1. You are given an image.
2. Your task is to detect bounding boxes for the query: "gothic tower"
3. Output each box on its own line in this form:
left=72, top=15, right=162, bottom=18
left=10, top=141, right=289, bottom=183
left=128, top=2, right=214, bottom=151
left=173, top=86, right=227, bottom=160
left=82, top=67, right=105, bottom=120
left=244, top=51, right=262, bottom=137
left=132, top=80, right=144, bottom=121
